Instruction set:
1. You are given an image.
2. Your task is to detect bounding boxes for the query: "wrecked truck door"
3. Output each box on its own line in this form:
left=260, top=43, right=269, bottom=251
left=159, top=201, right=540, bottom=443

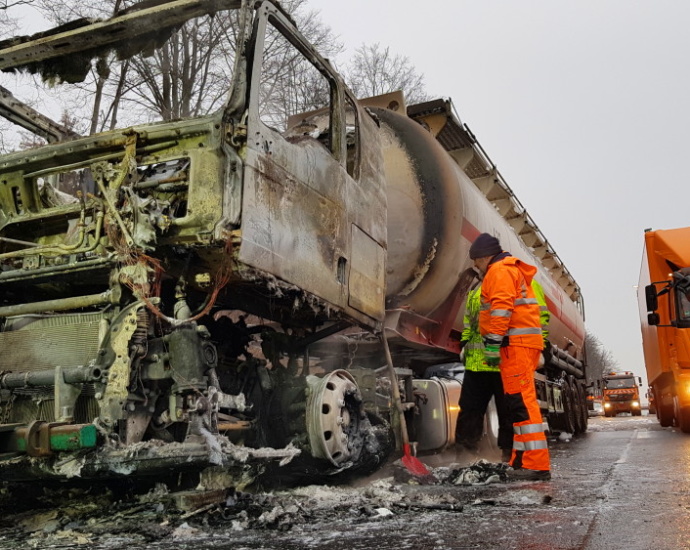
left=237, top=3, right=386, bottom=330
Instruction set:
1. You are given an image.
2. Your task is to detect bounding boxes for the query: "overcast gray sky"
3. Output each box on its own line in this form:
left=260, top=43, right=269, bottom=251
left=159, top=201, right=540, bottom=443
left=5, top=1, right=690, bottom=385
left=313, top=0, right=690, bottom=384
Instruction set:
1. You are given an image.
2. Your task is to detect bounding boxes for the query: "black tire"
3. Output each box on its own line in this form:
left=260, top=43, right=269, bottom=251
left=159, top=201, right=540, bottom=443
left=575, top=380, right=589, bottom=433
left=658, top=387, right=674, bottom=427
left=569, top=376, right=585, bottom=435
left=679, top=406, right=690, bottom=433
left=560, top=380, right=576, bottom=434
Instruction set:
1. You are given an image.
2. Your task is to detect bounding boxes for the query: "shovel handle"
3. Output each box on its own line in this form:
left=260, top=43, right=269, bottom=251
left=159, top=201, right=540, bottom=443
left=381, top=329, right=410, bottom=449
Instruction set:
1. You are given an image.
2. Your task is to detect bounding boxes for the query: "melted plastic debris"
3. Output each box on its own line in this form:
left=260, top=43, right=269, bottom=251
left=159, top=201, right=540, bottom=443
left=440, top=459, right=509, bottom=486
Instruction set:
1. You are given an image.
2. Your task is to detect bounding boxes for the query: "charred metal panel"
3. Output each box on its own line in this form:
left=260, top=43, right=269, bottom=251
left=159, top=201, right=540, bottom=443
left=349, top=225, right=384, bottom=317
left=240, top=135, right=348, bottom=306
left=0, top=0, right=242, bottom=78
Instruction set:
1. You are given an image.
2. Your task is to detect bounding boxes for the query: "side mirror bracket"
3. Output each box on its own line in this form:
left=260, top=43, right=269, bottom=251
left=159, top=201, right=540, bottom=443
left=645, top=284, right=658, bottom=312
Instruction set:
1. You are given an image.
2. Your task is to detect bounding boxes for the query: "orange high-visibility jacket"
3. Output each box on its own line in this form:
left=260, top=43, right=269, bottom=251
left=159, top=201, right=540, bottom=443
left=479, top=255, right=544, bottom=350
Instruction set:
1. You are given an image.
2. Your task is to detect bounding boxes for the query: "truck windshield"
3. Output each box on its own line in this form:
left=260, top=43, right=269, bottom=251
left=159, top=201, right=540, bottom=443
left=605, top=379, right=636, bottom=389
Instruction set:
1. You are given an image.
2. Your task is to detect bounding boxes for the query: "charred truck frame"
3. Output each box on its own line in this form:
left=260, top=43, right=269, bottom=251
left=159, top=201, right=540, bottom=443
left=0, top=0, right=587, bottom=485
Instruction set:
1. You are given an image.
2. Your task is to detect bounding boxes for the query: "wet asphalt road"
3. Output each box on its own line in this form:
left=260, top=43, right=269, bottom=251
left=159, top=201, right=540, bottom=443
left=3, top=412, right=688, bottom=549
left=158, top=413, right=688, bottom=550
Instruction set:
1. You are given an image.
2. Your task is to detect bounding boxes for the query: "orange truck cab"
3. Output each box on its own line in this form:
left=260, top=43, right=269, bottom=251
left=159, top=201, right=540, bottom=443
left=601, top=372, right=642, bottom=417
left=639, top=226, right=690, bottom=431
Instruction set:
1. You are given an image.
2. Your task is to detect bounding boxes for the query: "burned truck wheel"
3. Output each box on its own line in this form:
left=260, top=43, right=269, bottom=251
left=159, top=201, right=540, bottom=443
left=306, top=370, right=366, bottom=466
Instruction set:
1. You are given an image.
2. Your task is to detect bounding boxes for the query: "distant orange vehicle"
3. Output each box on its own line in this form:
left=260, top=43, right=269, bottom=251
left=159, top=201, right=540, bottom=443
left=601, top=372, right=642, bottom=417
left=639, top=226, right=690, bottom=431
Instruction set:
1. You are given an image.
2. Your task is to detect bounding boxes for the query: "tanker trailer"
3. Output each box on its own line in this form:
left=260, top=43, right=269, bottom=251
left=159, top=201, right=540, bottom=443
left=313, top=94, right=589, bottom=451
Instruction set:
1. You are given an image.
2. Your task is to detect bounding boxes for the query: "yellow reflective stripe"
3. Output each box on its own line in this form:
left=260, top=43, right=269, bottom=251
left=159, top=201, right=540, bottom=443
left=513, top=440, right=549, bottom=451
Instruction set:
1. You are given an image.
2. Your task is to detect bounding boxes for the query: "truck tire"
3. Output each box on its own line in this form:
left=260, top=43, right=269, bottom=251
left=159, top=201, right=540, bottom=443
left=569, top=377, right=586, bottom=434
left=673, top=397, right=690, bottom=433
left=658, top=388, right=674, bottom=427
left=679, top=408, right=690, bottom=433
left=561, top=380, right=576, bottom=434
left=575, top=380, right=589, bottom=432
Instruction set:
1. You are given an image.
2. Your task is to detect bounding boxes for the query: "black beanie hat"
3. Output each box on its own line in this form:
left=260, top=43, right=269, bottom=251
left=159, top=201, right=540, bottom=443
left=469, top=233, right=502, bottom=259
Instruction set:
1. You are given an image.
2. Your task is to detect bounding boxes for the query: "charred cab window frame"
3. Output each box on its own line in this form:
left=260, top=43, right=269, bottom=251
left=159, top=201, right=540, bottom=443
left=344, top=94, right=361, bottom=180
left=247, top=4, right=347, bottom=166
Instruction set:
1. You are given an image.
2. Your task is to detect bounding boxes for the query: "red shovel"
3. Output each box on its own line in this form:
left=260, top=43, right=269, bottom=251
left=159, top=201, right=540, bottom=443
left=381, top=330, right=434, bottom=478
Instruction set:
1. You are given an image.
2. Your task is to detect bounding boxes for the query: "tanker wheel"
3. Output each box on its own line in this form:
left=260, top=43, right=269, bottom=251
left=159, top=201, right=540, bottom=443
left=569, top=376, right=585, bottom=435
left=574, top=380, right=589, bottom=433
left=560, top=380, right=576, bottom=434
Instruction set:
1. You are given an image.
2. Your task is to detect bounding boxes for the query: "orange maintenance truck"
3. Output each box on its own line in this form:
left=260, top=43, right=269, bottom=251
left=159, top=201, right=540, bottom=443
left=601, top=372, right=642, bottom=417
left=638, top=227, right=690, bottom=431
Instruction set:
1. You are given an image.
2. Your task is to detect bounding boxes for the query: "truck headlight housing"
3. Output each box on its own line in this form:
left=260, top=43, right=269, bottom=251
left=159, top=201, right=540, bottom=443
left=604, top=402, right=611, bottom=408
left=632, top=401, right=640, bottom=407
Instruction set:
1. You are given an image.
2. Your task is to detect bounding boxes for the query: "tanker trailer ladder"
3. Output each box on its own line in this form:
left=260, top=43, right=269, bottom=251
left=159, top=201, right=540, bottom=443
left=381, top=330, right=434, bottom=479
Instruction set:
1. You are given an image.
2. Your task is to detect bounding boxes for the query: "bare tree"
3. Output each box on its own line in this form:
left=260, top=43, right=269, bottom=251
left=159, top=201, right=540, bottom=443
left=345, top=43, right=428, bottom=104
left=12, top=0, right=342, bottom=132
left=0, top=0, right=27, bottom=38
left=584, top=331, right=619, bottom=385
left=0, top=0, right=33, bottom=11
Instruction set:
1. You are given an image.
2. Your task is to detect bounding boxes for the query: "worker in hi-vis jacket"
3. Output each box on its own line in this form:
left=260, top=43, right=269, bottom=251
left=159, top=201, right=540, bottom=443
left=468, top=232, right=551, bottom=481
left=456, top=277, right=550, bottom=465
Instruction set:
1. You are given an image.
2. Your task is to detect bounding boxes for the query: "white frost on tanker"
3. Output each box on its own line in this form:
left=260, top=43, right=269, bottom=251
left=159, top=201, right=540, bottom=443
left=398, top=238, right=438, bottom=297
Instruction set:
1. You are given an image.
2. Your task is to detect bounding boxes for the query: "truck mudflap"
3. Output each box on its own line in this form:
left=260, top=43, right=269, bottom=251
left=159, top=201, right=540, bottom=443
left=0, top=429, right=301, bottom=482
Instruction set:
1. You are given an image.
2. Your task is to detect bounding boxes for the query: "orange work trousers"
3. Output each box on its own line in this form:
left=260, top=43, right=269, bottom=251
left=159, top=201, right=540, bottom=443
left=499, top=346, right=550, bottom=472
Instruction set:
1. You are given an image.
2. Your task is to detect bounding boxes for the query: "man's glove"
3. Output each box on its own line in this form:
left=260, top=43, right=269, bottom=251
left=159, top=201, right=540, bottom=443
left=483, top=338, right=502, bottom=367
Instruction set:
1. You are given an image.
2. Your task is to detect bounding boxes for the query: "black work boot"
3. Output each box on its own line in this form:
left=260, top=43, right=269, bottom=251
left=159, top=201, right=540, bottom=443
left=501, top=448, right=512, bottom=463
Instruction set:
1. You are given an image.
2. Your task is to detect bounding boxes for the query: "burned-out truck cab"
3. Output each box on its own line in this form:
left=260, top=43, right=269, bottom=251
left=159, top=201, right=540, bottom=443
left=0, top=0, right=389, bottom=482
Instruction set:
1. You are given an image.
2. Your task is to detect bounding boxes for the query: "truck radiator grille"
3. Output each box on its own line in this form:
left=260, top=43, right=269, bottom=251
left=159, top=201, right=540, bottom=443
left=7, top=392, right=99, bottom=424
left=0, top=313, right=102, bottom=372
